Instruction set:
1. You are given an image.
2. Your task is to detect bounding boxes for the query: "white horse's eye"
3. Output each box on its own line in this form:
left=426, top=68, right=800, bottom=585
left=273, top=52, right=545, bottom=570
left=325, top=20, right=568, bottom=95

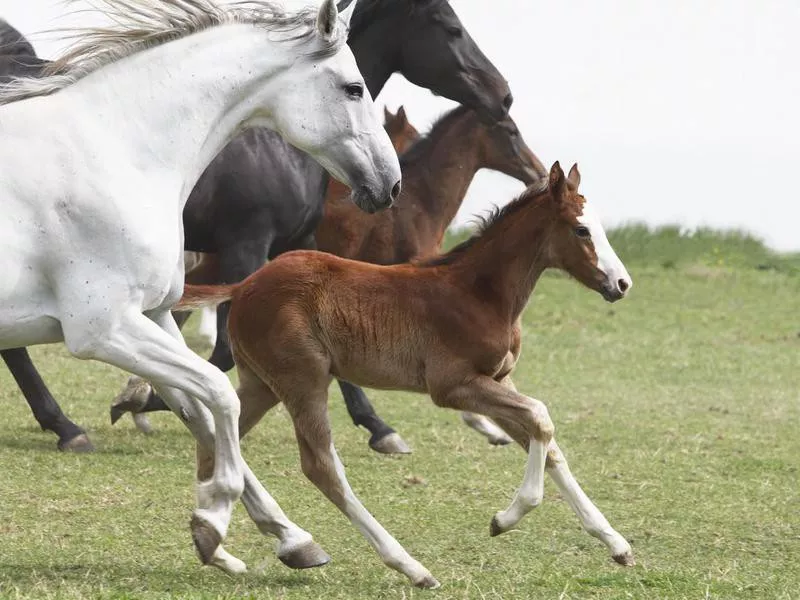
left=344, top=83, right=364, bottom=98
left=575, top=225, right=590, bottom=239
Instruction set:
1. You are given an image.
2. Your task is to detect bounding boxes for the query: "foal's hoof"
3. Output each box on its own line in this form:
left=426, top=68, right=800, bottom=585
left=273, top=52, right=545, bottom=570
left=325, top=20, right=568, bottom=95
left=489, top=515, right=508, bottom=537
left=369, top=432, right=412, bottom=455
left=277, top=540, right=331, bottom=570
left=488, top=433, right=513, bottom=446
left=110, top=379, right=151, bottom=425
left=413, top=573, right=441, bottom=589
left=58, top=433, right=95, bottom=453
left=190, top=513, right=223, bottom=565
left=613, top=551, right=636, bottom=567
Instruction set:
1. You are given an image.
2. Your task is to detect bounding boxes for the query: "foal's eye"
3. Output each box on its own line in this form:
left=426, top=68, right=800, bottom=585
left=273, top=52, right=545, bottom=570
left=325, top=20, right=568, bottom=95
left=344, top=83, right=364, bottom=98
left=575, top=226, right=591, bottom=239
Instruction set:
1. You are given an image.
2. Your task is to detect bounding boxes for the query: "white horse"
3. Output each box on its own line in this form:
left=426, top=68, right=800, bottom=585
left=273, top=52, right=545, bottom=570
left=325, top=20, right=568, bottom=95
left=0, top=0, right=400, bottom=574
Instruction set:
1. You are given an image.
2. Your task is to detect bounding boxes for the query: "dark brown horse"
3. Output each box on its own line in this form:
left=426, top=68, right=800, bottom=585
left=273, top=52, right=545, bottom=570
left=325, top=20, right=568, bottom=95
left=178, top=162, right=635, bottom=588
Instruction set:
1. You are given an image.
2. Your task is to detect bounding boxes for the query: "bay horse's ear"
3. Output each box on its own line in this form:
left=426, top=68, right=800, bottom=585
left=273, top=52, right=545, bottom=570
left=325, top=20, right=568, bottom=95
left=338, top=0, right=358, bottom=31
left=397, top=105, right=407, bottom=124
left=549, top=161, right=566, bottom=201
left=317, top=0, right=339, bottom=40
left=567, top=163, right=581, bottom=191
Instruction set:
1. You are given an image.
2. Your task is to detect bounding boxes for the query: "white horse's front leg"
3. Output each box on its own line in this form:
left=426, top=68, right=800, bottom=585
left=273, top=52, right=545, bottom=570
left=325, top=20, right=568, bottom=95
left=61, top=307, right=244, bottom=565
left=490, top=396, right=552, bottom=535
left=545, top=439, right=634, bottom=565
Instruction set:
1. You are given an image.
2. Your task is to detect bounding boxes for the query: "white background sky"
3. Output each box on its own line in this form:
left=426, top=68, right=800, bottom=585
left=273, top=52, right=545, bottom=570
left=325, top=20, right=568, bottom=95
left=3, top=0, right=799, bottom=250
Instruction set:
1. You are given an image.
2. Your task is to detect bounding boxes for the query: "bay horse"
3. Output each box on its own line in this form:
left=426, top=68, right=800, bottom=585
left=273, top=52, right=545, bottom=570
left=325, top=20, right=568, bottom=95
left=5, top=0, right=514, bottom=453
left=176, top=162, right=635, bottom=588
left=0, top=0, right=400, bottom=573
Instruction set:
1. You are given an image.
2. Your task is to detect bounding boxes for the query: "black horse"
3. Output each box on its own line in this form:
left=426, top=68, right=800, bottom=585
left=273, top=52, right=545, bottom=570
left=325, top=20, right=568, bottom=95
left=3, top=0, right=513, bottom=453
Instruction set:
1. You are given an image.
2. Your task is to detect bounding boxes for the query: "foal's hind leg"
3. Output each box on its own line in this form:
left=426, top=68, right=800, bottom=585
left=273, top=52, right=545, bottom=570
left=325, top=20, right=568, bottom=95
left=195, top=363, right=330, bottom=571
left=460, top=412, right=513, bottom=446
left=337, top=380, right=411, bottom=455
left=2, top=348, right=93, bottom=452
left=285, top=388, right=438, bottom=588
left=545, top=439, right=634, bottom=565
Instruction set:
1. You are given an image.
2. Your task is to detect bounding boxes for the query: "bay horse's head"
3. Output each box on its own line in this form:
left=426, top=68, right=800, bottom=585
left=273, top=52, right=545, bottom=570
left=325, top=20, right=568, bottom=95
left=479, top=116, right=547, bottom=185
left=383, top=106, right=420, bottom=154
left=545, top=162, right=632, bottom=302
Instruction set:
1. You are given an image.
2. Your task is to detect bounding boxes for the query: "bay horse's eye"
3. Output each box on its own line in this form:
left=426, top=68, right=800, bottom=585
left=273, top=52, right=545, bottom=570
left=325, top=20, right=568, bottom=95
left=344, top=83, right=364, bottom=99
left=575, top=226, right=591, bottom=239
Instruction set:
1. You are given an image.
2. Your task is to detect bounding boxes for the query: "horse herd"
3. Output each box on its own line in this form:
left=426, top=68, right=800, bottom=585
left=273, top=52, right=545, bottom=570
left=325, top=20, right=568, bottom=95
left=0, top=0, right=633, bottom=589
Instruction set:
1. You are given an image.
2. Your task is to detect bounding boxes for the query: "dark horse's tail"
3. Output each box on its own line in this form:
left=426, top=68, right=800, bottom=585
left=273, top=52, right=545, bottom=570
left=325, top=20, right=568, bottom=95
left=176, top=284, right=235, bottom=311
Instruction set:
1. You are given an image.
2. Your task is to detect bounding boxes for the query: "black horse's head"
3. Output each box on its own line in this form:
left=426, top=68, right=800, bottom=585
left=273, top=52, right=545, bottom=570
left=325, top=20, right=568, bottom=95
left=0, top=19, right=37, bottom=57
left=345, top=0, right=513, bottom=123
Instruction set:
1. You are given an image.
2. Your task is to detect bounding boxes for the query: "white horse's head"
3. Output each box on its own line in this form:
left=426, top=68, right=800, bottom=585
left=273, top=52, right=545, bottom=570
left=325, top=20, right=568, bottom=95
left=266, top=0, right=401, bottom=213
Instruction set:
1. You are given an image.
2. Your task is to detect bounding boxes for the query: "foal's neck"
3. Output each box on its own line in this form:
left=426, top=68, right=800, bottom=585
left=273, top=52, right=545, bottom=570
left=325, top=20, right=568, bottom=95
left=403, top=110, right=485, bottom=252
left=448, top=198, right=554, bottom=323
left=68, top=25, right=292, bottom=200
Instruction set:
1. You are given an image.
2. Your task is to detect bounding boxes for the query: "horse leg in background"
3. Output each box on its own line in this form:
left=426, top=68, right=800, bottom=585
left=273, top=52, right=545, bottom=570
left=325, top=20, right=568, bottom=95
left=460, top=412, right=513, bottom=446
left=337, top=380, right=411, bottom=455
left=197, top=307, right=218, bottom=347
left=2, top=348, right=94, bottom=452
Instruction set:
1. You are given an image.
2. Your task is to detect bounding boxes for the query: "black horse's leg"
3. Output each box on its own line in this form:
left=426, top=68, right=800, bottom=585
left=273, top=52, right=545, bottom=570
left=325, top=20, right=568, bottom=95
left=337, top=380, right=411, bottom=454
left=2, top=348, right=94, bottom=452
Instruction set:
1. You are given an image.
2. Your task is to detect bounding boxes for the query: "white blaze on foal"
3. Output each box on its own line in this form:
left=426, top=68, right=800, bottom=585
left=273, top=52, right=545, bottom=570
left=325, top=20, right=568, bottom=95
left=0, top=0, right=400, bottom=571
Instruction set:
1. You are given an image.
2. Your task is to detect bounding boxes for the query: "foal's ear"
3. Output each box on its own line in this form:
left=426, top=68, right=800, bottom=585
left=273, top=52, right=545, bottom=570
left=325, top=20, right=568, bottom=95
left=338, top=0, right=358, bottom=31
left=397, top=105, right=408, bottom=124
left=549, top=161, right=566, bottom=201
left=567, top=163, right=581, bottom=191
left=317, top=0, right=339, bottom=40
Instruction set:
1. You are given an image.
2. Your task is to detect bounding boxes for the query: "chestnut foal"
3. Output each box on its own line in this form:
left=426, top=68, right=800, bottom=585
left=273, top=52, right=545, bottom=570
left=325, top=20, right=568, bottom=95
left=178, top=162, right=634, bottom=588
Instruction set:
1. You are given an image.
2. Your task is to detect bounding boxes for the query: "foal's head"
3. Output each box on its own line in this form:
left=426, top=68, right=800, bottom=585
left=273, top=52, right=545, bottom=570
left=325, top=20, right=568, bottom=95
left=383, top=106, right=420, bottom=154
left=477, top=116, right=547, bottom=185
left=543, top=162, right=632, bottom=302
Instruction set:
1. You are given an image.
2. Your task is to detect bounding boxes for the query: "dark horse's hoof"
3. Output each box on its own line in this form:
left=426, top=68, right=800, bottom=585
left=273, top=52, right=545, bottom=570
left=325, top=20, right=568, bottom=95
left=58, top=433, right=95, bottom=453
left=277, top=540, right=332, bottom=570
left=369, top=432, right=412, bottom=455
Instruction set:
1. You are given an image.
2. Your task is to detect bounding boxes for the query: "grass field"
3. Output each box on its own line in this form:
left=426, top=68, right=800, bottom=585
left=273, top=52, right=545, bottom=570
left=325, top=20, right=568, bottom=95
left=0, top=227, right=798, bottom=599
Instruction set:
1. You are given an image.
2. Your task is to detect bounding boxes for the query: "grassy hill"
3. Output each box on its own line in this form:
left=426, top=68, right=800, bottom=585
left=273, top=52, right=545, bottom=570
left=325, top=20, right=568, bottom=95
left=0, top=227, right=797, bottom=599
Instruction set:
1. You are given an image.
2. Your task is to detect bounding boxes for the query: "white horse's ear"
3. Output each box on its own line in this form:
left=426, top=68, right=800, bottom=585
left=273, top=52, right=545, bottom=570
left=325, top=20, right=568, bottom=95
left=317, top=0, right=339, bottom=41
left=338, top=0, right=358, bottom=30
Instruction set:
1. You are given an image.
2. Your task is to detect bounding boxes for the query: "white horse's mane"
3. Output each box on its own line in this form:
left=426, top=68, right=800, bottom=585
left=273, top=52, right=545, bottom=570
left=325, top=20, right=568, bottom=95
left=0, top=0, right=346, bottom=105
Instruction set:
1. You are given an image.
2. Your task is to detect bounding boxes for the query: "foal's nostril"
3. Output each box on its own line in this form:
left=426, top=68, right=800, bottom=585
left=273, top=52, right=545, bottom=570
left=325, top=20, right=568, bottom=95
left=390, top=180, right=401, bottom=202
left=618, top=278, right=630, bottom=293
left=502, top=93, right=514, bottom=111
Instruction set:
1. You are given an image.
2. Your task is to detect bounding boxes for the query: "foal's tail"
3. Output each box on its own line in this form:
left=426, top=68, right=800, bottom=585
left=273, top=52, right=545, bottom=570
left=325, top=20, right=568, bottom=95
left=175, top=284, right=235, bottom=310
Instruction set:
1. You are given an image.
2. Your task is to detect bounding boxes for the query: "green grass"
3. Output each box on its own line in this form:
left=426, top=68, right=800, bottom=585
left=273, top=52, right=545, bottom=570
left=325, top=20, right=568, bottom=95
left=0, top=228, right=798, bottom=599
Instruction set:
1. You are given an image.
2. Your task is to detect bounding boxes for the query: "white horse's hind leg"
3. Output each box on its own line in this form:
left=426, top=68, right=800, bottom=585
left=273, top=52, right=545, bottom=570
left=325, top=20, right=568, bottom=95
left=61, top=307, right=244, bottom=564
left=461, top=412, right=513, bottom=445
left=545, top=439, right=634, bottom=565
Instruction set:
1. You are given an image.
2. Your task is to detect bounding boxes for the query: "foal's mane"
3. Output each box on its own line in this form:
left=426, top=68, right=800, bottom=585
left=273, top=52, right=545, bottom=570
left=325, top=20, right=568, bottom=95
left=417, top=178, right=551, bottom=267
left=0, top=0, right=346, bottom=105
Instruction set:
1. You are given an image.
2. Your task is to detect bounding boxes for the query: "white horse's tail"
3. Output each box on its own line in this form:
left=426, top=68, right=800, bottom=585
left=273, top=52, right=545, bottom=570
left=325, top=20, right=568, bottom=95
left=176, top=284, right=235, bottom=310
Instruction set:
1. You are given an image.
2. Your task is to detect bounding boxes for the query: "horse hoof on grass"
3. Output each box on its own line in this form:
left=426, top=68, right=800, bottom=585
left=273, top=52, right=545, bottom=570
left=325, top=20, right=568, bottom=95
left=413, top=574, right=441, bottom=589
left=190, top=513, right=222, bottom=565
left=489, top=515, right=507, bottom=537
left=369, top=432, right=412, bottom=455
left=613, top=551, right=636, bottom=566
left=58, top=433, right=95, bottom=453
left=488, top=433, right=513, bottom=446
left=277, top=540, right=331, bottom=570
left=132, top=413, right=154, bottom=434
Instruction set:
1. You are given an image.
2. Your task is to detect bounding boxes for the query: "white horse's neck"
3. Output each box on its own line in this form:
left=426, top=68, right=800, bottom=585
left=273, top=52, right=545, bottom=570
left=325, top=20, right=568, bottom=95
left=62, top=24, right=299, bottom=198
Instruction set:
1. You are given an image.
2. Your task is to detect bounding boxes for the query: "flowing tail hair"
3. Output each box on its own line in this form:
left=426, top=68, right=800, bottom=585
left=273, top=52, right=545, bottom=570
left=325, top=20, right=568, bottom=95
left=175, top=284, right=235, bottom=311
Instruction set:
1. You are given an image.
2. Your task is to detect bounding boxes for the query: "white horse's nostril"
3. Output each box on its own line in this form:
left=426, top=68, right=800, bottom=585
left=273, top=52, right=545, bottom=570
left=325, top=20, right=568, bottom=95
left=390, top=180, right=401, bottom=201
left=618, top=278, right=630, bottom=293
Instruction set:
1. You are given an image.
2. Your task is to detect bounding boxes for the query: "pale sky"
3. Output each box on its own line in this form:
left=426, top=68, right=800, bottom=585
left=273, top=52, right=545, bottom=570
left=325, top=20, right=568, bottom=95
left=3, top=0, right=799, bottom=250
